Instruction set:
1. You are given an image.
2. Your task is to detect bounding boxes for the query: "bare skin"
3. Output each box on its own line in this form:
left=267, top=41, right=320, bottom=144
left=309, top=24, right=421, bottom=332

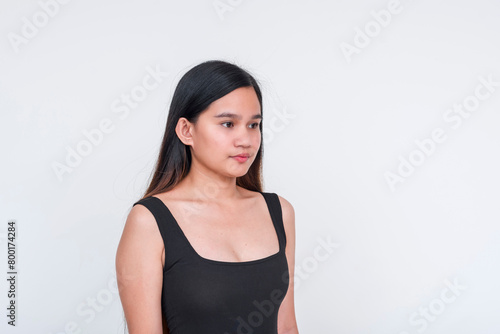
left=116, top=86, right=298, bottom=334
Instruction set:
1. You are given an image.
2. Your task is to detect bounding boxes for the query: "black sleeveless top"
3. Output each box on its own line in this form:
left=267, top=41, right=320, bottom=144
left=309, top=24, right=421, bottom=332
left=133, top=191, right=289, bottom=334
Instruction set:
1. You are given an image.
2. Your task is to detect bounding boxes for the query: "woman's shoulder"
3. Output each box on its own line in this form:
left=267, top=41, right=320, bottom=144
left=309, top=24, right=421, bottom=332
left=127, top=198, right=159, bottom=232
left=253, top=189, right=295, bottom=227
left=267, top=193, right=296, bottom=256
left=274, top=193, right=295, bottom=234
left=275, top=193, right=294, bottom=211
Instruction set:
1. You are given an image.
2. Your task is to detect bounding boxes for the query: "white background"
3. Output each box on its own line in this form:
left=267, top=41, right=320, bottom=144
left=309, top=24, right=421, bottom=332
left=1, top=0, right=499, bottom=333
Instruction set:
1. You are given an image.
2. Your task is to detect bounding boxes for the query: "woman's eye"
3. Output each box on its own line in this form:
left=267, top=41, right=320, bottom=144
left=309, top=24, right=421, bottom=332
left=250, top=123, right=260, bottom=129
left=222, top=122, right=233, bottom=128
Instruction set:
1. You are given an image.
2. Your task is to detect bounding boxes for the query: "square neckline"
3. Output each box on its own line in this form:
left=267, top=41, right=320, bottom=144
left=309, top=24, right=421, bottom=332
left=150, top=191, right=282, bottom=266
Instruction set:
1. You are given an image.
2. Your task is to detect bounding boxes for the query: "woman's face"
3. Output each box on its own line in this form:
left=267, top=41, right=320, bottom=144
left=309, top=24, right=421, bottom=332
left=188, top=86, right=262, bottom=178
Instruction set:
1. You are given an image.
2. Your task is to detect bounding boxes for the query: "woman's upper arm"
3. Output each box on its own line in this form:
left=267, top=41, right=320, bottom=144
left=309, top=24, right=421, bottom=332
left=115, top=204, right=165, bottom=334
left=277, top=195, right=299, bottom=334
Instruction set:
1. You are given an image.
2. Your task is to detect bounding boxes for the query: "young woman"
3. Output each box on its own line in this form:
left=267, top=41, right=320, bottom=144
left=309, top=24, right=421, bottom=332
left=115, top=60, right=298, bottom=334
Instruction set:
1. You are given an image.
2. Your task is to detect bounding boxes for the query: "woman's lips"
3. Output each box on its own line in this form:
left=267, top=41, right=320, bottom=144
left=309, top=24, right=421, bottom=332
left=232, top=155, right=249, bottom=162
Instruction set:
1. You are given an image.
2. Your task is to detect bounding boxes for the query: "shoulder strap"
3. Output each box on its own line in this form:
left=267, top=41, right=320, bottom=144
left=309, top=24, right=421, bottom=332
left=261, top=192, right=287, bottom=249
left=133, top=197, right=170, bottom=245
left=132, top=196, right=192, bottom=271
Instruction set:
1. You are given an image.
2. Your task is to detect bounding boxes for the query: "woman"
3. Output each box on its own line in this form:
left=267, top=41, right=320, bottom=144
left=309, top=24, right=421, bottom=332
left=115, top=60, right=298, bottom=334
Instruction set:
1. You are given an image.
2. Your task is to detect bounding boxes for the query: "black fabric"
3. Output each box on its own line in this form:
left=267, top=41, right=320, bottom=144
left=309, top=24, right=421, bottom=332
left=133, top=191, right=289, bottom=334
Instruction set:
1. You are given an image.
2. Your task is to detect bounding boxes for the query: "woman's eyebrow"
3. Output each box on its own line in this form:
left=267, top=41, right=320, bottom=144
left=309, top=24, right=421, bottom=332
left=214, top=112, right=262, bottom=120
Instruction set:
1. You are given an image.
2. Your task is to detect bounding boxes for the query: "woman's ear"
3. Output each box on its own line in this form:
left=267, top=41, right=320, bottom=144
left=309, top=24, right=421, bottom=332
left=175, top=117, right=194, bottom=146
